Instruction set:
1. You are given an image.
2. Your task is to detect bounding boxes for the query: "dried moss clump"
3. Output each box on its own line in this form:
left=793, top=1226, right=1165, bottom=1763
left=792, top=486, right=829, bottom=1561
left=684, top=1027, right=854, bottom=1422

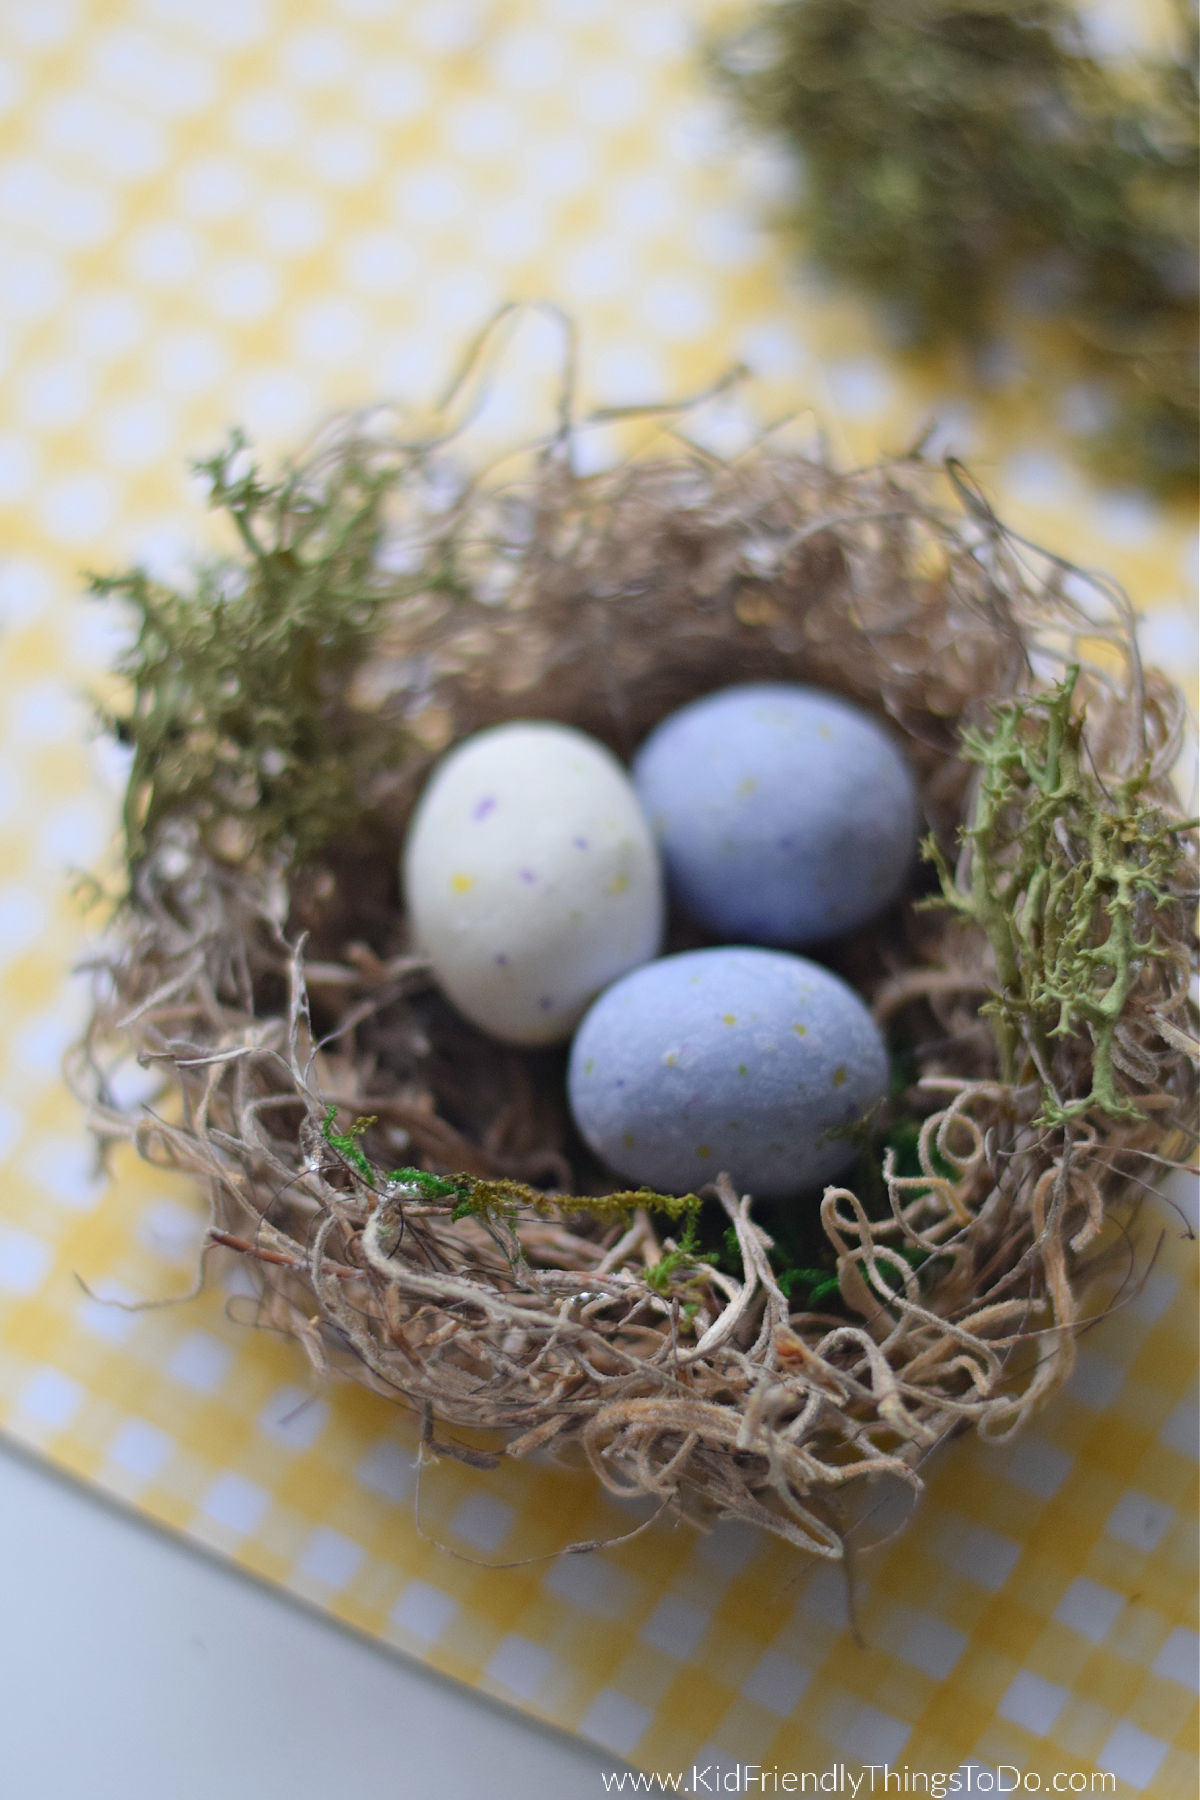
left=714, top=0, right=1200, bottom=493
left=76, top=406, right=1199, bottom=1556
left=930, top=667, right=1198, bottom=1125
left=91, top=431, right=409, bottom=874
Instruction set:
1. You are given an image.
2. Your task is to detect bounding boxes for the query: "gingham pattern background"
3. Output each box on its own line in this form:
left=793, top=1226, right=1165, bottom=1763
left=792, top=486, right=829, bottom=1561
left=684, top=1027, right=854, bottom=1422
left=0, top=1, right=1196, bottom=1791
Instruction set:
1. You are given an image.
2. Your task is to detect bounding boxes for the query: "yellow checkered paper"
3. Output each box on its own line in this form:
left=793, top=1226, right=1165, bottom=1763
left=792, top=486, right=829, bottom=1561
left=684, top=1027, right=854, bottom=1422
left=0, top=1, right=1195, bottom=1792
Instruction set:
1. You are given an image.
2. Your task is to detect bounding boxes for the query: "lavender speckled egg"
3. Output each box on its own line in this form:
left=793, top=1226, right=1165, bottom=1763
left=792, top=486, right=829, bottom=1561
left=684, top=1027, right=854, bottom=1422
left=633, top=683, right=920, bottom=947
left=567, top=947, right=889, bottom=1199
left=403, top=721, right=663, bottom=1046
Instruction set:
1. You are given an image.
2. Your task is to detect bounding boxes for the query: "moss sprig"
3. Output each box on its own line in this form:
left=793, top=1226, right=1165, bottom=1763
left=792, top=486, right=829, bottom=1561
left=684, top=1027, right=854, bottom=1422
left=320, top=1106, right=702, bottom=1232
left=454, top=1180, right=704, bottom=1229
left=92, top=430, right=408, bottom=881
left=642, top=1212, right=719, bottom=1299
left=928, top=667, right=1197, bottom=1125
left=321, top=1107, right=465, bottom=1200
left=714, top=0, right=1199, bottom=492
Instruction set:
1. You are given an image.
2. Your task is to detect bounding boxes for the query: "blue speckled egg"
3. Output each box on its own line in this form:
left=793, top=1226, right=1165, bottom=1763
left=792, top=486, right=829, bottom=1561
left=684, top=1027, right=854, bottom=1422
left=633, top=683, right=920, bottom=947
left=567, top=947, right=889, bottom=1199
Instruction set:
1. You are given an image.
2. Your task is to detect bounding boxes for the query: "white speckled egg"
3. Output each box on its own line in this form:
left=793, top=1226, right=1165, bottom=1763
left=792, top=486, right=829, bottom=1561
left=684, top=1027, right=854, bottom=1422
left=567, top=946, right=889, bottom=1198
left=403, top=721, right=664, bottom=1045
left=633, top=683, right=920, bottom=947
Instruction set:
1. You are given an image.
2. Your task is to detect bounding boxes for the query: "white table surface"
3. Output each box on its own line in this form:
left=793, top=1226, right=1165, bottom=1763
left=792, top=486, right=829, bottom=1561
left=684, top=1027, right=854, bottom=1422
left=0, top=1435, right=621, bottom=1800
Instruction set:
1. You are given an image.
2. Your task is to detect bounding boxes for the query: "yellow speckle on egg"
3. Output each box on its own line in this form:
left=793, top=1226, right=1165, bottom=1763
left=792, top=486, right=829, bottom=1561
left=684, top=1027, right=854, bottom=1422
left=584, top=1058, right=595, bottom=1075
left=450, top=872, right=475, bottom=893
left=696, top=1145, right=711, bottom=1159
left=792, top=1023, right=808, bottom=1036
left=737, top=777, right=758, bottom=797
left=623, top=1132, right=636, bottom=1149
left=817, top=723, right=834, bottom=741
left=663, top=1052, right=677, bottom=1067
left=721, top=1013, right=737, bottom=1026
left=832, top=1065, right=848, bottom=1087
left=607, top=870, right=629, bottom=896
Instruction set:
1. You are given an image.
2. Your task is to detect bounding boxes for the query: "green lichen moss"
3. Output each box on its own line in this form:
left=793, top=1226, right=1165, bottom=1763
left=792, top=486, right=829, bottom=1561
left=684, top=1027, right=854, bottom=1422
left=715, top=0, right=1199, bottom=493
left=92, top=431, right=410, bottom=881
left=928, top=666, right=1197, bottom=1125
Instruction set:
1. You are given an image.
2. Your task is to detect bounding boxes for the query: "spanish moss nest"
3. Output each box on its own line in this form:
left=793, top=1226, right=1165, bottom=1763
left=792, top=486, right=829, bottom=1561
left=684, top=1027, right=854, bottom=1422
left=75, top=372, right=1199, bottom=1558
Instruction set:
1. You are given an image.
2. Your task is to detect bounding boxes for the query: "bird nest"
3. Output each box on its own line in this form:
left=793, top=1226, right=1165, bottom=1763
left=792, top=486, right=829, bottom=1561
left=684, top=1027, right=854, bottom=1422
left=76, top=372, right=1198, bottom=1558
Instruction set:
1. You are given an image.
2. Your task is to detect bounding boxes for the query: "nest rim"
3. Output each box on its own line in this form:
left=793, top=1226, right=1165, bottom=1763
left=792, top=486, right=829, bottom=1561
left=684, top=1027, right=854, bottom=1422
left=76, top=393, right=1199, bottom=1557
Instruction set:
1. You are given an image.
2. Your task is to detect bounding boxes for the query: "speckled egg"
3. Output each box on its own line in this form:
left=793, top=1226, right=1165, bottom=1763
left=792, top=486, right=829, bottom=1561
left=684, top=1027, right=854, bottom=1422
left=403, top=721, right=663, bottom=1045
left=567, top=946, right=889, bottom=1199
left=632, top=683, right=920, bottom=947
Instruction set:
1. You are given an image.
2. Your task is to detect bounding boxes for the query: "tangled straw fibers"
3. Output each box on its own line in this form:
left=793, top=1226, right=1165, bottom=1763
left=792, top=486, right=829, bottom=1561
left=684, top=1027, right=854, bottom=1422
left=76, top=375, right=1198, bottom=1557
